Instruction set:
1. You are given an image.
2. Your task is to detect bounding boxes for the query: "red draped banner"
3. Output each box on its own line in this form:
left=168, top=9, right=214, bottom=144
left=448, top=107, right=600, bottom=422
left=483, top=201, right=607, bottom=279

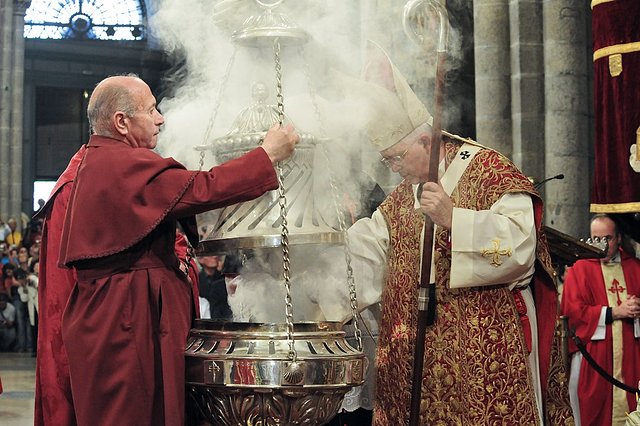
left=590, top=0, right=640, bottom=213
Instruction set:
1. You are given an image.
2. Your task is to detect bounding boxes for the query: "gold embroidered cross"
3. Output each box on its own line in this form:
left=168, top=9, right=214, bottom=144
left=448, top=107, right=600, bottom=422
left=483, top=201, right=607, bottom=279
left=481, top=239, right=512, bottom=267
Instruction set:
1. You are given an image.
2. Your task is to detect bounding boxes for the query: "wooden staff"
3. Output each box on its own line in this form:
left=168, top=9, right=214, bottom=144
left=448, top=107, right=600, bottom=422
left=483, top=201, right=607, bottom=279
left=403, top=1, right=449, bottom=425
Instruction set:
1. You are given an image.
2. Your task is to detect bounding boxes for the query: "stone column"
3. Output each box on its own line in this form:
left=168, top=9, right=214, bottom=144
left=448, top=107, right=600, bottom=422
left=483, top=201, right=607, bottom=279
left=543, top=1, right=591, bottom=235
left=0, top=0, right=14, bottom=217
left=509, top=0, right=545, bottom=179
left=9, top=0, right=30, bottom=221
left=473, top=0, right=512, bottom=156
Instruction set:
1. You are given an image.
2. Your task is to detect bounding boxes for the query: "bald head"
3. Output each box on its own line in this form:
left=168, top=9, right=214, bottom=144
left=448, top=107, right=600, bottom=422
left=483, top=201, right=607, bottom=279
left=87, top=75, right=146, bottom=137
left=86, top=75, right=164, bottom=149
left=590, top=214, right=621, bottom=263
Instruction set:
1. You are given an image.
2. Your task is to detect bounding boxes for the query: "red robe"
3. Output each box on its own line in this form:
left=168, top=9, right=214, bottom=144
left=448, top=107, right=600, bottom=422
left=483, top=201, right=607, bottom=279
left=34, top=146, right=203, bottom=426
left=49, top=135, right=277, bottom=426
left=35, top=145, right=86, bottom=426
left=561, top=251, right=640, bottom=426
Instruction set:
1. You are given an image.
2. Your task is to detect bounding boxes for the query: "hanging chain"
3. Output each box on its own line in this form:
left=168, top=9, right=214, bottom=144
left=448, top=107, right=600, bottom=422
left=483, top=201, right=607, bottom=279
left=273, top=38, right=296, bottom=362
left=300, top=46, right=363, bottom=351
left=274, top=41, right=285, bottom=126
left=198, top=151, right=205, bottom=171
left=320, top=151, right=363, bottom=351
left=198, top=47, right=238, bottom=171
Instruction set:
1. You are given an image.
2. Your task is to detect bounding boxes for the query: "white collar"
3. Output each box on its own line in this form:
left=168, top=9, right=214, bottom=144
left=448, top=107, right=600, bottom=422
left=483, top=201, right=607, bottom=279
left=609, top=252, right=621, bottom=264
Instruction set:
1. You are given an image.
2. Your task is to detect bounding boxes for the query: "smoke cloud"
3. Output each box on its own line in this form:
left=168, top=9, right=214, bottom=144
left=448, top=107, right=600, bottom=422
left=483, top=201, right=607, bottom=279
left=149, top=0, right=467, bottom=323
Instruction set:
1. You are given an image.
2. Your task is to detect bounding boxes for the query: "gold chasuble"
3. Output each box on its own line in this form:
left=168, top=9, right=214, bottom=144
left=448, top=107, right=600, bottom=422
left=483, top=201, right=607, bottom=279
left=374, top=141, right=573, bottom=425
left=591, top=0, right=640, bottom=212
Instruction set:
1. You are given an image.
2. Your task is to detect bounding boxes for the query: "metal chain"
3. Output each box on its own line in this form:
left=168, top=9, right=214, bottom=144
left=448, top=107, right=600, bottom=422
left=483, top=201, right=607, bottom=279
left=273, top=38, right=296, bottom=362
left=198, top=47, right=238, bottom=171
left=320, top=147, right=363, bottom=351
left=300, top=46, right=363, bottom=351
left=198, top=151, right=205, bottom=171
left=274, top=40, right=285, bottom=126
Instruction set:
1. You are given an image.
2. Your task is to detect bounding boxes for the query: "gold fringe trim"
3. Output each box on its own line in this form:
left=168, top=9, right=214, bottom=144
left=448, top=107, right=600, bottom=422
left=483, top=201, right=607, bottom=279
left=591, top=0, right=615, bottom=8
left=594, top=41, right=640, bottom=62
left=590, top=202, right=640, bottom=213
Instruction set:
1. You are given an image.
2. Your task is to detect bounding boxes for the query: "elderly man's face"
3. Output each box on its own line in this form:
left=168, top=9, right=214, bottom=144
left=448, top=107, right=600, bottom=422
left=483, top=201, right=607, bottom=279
left=381, top=131, right=431, bottom=184
left=124, top=80, right=165, bottom=149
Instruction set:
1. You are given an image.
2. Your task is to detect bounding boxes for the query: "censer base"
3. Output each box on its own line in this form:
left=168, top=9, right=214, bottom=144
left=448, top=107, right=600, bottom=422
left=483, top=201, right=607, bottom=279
left=188, top=385, right=347, bottom=426
left=185, top=321, right=366, bottom=425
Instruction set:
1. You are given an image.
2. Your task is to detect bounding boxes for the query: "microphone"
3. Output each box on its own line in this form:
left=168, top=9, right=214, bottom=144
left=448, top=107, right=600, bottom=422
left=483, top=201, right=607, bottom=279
left=534, top=173, right=564, bottom=189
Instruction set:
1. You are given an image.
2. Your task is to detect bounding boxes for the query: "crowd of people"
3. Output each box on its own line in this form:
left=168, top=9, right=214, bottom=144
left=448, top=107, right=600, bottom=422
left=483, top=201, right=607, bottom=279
left=0, top=215, right=42, bottom=355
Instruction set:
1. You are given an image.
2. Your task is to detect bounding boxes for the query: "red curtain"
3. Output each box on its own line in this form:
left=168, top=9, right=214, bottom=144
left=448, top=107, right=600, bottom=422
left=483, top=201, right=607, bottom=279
left=591, top=0, right=640, bottom=213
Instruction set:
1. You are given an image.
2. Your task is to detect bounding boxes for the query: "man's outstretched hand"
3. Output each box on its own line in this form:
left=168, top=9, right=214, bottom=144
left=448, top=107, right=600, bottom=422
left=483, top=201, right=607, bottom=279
left=261, top=123, right=300, bottom=164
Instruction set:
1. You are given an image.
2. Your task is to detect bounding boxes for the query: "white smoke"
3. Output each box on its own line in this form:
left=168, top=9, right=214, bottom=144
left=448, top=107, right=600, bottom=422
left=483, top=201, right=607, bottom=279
left=149, top=0, right=466, bottom=166
left=149, top=0, right=467, bottom=322
left=227, top=244, right=380, bottom=323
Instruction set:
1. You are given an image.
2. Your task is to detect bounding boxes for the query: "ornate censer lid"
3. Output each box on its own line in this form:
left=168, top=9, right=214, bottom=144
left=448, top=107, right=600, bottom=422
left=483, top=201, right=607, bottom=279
left=195, top=81, right=344, bottom=255
left=232, top=0, right=308, bottom=47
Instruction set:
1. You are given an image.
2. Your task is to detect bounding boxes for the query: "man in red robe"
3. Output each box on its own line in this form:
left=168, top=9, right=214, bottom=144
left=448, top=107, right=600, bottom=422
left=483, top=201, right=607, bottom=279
left=35, top=147, right=202, bottom=426
left=561, top=214, right=640, bottom=426
left=35, top=74, right=299, bottom=426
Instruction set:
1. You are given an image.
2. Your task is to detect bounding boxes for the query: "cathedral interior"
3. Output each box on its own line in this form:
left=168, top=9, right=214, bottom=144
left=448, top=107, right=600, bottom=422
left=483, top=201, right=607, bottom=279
left=0, top=0, right=638, bottom=424
left=1, top=0, right=636, bottom=239
left=4, top=0, right=634, bottom=241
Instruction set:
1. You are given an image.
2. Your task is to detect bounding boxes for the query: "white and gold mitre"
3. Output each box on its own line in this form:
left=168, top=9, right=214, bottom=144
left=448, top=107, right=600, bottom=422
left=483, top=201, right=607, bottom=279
left=361, top=40, right=432, bottom=151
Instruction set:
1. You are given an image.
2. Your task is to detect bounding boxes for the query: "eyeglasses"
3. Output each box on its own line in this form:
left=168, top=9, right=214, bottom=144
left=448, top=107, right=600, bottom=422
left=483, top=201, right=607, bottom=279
left=380, top=146, right=410, bottom=168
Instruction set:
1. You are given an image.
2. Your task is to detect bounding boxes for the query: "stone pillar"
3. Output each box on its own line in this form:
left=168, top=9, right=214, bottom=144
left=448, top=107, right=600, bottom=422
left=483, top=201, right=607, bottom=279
left=473, top=0, right=512, bottom=156
left=9, top=0, right=30, bottom=221
left=0, top=0, right=14, bottom=217
left=543, top=1, right=591, bottom=235
left=509, top=0, right=545, bottom=179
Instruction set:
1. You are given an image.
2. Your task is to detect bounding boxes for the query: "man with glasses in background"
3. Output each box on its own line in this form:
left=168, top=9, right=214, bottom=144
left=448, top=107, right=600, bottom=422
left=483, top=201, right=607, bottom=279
left=561, top=214, right=640, bottom=426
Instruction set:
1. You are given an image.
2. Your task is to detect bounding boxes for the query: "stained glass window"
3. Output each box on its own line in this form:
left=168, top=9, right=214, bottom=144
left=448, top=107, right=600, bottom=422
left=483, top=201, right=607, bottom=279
left=25, top=0, right=146, bottom=41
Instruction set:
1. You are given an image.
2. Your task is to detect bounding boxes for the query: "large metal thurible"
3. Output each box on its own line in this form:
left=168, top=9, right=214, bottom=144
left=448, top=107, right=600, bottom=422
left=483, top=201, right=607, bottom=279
left=186, top=1, right=366, bottom=425
left=186, top=321, right=365, bottom=425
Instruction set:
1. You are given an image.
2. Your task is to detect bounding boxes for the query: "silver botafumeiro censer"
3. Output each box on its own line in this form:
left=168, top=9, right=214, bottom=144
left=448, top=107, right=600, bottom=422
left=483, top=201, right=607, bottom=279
left=186, top=1, right=367, bottom=425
